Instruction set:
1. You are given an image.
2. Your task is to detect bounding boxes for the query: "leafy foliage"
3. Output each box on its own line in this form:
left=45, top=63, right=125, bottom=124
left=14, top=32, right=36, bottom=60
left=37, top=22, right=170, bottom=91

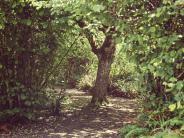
left=119, top=0, right=184, bottom=136
left=0, top=0, right=59, bottom=120
left=0, top=0, right=183, bottom=136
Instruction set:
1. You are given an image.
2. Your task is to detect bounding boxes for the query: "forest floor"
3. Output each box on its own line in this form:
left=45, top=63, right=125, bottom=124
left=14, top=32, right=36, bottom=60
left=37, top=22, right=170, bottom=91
left=0, top=89, right=139, bottom=138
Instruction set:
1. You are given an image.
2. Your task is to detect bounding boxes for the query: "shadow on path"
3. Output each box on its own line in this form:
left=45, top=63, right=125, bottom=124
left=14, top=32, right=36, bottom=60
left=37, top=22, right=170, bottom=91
left=1, top=89, right=139, bottom=138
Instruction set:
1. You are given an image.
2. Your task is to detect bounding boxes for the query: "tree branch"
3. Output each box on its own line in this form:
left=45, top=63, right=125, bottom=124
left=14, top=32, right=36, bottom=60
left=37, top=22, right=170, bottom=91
left=75, top=19, right=100, bottom=54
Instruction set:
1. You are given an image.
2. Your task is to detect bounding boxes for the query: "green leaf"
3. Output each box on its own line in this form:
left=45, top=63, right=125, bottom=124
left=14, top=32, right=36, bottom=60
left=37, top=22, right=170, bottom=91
left=175, top=0, right=184, bottom=6
left=26, top=19, right=32, bottom=26
left=181, top=125, right=184, bottom=131
left=156, top=7, right=164, bottom=17
left=180, top=9, right=184, bottom=16
left=169, top=77, right=177, bottom=82
left=150, top=27, right=156, bottom=32
left=168, top=82, right=174, bottom=88
left=0, top=24, right=5, bottom=30
left=163, top=0, right=172, bottom=4
left=92, top=5, right=105, bottom=12
left=169, top=104, right=176, bottom=111
left=176, top=81, right=183, bottom=90
left=39, top=10, right=44, bottom=16
left=22, top=19, right=32, bottom=26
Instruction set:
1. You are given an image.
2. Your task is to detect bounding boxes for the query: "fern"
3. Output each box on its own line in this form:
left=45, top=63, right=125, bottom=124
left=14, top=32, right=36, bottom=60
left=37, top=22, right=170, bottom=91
left=138, top=113, right=149, bottom=122
left=120, top=124, right=139, bottom=136
left=120, top=124, right=149, bottom=138
left=125, top=128, right=149, bottom=138
left=162, top=117, right=184, bottom=128
left=153, top=130, right=183, bottom=138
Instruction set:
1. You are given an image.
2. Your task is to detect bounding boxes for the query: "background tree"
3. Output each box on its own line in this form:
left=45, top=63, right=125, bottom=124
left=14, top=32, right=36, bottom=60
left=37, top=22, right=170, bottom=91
left=0, top=0, right=59, bottom=119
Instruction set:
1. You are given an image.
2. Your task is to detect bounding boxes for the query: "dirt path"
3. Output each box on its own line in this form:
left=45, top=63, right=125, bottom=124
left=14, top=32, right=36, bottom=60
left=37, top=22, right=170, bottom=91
left=1, top=89, right=139, bottom=138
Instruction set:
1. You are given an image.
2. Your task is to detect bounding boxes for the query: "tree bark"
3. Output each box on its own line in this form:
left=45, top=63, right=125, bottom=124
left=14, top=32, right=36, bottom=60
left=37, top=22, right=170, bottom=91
left=91, top=56, right=113, bottom=104
left=91, top=35, right=115, bottom=105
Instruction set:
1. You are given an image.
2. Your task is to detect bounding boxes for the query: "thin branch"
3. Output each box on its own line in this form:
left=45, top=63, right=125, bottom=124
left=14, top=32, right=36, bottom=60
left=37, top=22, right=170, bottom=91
left=177, top=71, right=184, bottom=79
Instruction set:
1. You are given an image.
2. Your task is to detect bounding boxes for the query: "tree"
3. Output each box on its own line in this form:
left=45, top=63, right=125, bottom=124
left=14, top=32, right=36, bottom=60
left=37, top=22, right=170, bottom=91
left=0, top=0, right=59, bottom=119
left=46, top=0, right=121, bottom=105
left=77, top=21, right=116, bottom=104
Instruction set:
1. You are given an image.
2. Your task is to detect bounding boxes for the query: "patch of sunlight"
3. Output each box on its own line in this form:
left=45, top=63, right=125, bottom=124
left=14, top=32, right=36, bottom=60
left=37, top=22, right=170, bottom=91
left=110, top=98, right=127, bottom=102
left=117, top=108, right=135, bottom=112
left=92, top=118, right=101, bottom=123
left=83, top=128, right=94, bottom=131
left=80, top=130, right=88, bottom=134
left=49, top=132, right=67, bottom=137
left=49, top=132, right=82, bottom=137
left=92, top=129, right=117, bottom=137
left=123, top=121, right=133, bottom=124
left=104, top=130, right=116, bottom=134
left=107, top=103, right=114, bottom=106
left=72, top=95, right=91, bottom=98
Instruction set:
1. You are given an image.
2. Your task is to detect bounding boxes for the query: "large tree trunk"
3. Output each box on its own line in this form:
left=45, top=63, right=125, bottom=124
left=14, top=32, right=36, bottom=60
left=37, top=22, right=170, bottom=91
left=91, top=35, right=115, bottom=105
left=91, top=55, right=113, bottom=105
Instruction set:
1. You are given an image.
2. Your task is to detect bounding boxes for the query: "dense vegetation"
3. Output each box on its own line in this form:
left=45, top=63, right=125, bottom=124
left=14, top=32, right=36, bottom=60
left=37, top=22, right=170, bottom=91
left=0, top=0, right=183, bottom=137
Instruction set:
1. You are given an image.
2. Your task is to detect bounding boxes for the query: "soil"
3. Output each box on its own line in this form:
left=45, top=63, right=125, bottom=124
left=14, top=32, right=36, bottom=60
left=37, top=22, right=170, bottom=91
left=0, top=89, right=139, bottom=138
